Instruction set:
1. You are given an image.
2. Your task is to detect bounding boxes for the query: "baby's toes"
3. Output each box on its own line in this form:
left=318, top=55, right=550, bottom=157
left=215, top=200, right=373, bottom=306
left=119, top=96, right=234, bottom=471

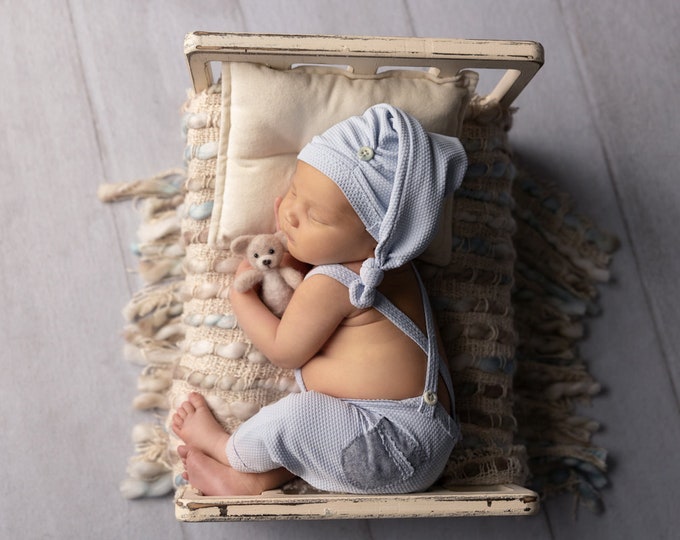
left=177, top=444, right=189, bottom=465
left=178, top=400, right=196, bottom=417
left=188, top=392, right=208, bottom=409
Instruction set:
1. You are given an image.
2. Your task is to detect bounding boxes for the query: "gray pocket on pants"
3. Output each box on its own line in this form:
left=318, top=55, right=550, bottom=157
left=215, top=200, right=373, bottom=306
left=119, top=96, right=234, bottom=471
left=341, top=417, right=426, bottom=491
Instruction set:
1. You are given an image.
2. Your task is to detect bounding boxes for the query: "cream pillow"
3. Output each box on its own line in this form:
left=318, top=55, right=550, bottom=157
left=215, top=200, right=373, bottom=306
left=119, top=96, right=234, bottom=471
left=209, top=62, right=477, bottom=265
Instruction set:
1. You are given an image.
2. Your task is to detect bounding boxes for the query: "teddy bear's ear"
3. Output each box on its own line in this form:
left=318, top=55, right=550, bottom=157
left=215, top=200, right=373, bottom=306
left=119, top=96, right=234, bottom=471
left=274, top=230, right=288, bottom=249
left=230, top=235, right=255, bottom=255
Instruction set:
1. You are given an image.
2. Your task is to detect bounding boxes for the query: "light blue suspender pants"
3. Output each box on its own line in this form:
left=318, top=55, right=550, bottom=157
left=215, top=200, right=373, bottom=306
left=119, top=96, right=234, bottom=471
left=225, top=263, right=460, bottom=494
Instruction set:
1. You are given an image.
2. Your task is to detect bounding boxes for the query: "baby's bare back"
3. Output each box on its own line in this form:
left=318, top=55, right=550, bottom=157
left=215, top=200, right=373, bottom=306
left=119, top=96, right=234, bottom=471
left=300, top=266, right=434, bottom=401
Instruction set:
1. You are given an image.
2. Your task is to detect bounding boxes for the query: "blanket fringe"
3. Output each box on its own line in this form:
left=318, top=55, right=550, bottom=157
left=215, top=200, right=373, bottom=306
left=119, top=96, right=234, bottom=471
left=97, top=168, right=185, bottom=202
left=100, top=169, right=186, bottom=498
left=512, top=168, right=618, bottom=513
left=119, top=423, right=175, bottom=498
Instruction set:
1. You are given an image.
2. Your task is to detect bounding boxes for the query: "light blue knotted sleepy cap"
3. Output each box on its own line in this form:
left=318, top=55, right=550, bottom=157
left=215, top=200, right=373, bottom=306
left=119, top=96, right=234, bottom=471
left=298, top=103, right=467, bottom=309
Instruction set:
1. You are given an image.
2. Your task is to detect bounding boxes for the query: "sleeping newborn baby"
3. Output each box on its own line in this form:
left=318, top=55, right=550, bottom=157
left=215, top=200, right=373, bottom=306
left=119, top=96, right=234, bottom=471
left=173, top=103, right=467, bottom=496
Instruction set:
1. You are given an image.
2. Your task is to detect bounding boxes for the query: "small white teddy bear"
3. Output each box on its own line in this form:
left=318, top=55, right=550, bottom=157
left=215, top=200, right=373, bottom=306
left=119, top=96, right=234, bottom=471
left=230, top=232, right=303, bottom=317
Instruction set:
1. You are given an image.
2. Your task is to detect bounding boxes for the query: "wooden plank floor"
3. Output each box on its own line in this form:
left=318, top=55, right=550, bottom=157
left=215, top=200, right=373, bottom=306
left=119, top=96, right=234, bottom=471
left=1, top=1, right=678, bottom=538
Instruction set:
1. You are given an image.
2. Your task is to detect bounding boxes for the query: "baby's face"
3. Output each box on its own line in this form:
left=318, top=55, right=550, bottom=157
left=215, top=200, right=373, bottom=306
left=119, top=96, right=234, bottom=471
left=278, top=161, right=376, bottom=266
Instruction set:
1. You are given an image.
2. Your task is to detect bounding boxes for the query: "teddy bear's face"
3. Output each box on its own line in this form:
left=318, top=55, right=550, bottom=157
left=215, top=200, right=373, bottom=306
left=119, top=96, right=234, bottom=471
left=246, top=236, right=285, bottom=271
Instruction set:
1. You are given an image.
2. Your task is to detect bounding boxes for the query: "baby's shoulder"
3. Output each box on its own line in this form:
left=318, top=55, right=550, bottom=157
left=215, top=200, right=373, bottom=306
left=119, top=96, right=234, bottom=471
left=297, top=270, right=354, bottom=302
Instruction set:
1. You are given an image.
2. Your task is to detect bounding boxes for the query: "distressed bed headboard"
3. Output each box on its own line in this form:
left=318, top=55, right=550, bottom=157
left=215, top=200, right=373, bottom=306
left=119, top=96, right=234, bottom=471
left=184, top=32, right=543, bottom=107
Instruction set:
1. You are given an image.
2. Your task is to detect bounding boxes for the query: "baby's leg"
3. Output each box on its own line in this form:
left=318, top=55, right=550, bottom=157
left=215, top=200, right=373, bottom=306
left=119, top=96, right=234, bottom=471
left=173, top=393, right=296, bottom=495
left=172, top=392, right=230, bottom=466
left=177, top=445, right=294, bottom=496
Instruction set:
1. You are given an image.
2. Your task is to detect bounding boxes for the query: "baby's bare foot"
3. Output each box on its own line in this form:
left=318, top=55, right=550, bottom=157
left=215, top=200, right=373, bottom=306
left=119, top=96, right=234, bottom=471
left=172, top=393, right=230, bottom=466
left=179, top=445, right=294, bottom=496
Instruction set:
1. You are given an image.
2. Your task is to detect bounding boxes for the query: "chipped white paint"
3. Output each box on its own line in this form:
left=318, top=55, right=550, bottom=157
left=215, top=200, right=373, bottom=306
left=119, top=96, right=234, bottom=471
left=175, top=484, right=539, bottom=521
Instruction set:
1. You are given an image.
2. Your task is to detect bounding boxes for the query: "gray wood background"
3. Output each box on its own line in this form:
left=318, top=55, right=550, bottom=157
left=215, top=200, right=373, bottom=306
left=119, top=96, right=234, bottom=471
left=2, top=1, right=678, bottom=538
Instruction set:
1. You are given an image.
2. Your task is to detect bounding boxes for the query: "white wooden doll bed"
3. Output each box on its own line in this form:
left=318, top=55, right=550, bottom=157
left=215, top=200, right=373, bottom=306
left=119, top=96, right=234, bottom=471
left=162, top=32, right=544, bottom=521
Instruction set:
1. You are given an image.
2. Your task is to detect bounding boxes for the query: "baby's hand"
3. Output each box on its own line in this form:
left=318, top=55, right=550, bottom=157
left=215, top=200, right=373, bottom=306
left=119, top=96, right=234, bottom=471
left=230, top=259, right=261, bottom=300
left=234, top=257, right=254, bottom=278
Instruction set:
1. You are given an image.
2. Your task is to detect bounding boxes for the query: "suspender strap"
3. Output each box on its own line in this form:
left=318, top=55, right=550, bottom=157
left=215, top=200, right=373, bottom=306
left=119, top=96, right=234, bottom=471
left=307, top=264, right=428, bottom=352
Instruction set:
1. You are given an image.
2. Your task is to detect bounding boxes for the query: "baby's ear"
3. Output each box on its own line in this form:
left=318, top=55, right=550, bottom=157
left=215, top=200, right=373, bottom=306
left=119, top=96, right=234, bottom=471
left=274, top=230, right=288, bottom=249
left=230, top=235, right=254, bottom=256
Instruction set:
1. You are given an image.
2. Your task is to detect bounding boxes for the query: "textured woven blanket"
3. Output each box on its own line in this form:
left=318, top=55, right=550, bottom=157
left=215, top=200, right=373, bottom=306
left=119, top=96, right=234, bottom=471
left=99, top=87, right=617, bottom=513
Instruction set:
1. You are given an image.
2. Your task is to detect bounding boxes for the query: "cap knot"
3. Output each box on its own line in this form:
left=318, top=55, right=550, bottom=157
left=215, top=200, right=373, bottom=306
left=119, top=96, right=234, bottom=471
left=348, top=258, right=384, bottom=308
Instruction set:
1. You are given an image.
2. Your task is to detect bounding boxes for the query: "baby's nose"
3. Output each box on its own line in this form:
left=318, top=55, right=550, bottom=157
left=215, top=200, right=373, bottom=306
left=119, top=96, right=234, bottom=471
left=283, top=206, right=299, bottom=227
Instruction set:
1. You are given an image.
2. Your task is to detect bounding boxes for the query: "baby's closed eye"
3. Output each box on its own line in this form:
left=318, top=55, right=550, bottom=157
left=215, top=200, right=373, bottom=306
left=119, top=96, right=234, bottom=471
left=308, top=211, right=330, bottom=225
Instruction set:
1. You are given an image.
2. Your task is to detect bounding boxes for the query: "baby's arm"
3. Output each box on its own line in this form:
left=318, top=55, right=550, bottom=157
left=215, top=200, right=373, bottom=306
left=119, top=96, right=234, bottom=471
left=230, top=262, right=353, bottom=370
